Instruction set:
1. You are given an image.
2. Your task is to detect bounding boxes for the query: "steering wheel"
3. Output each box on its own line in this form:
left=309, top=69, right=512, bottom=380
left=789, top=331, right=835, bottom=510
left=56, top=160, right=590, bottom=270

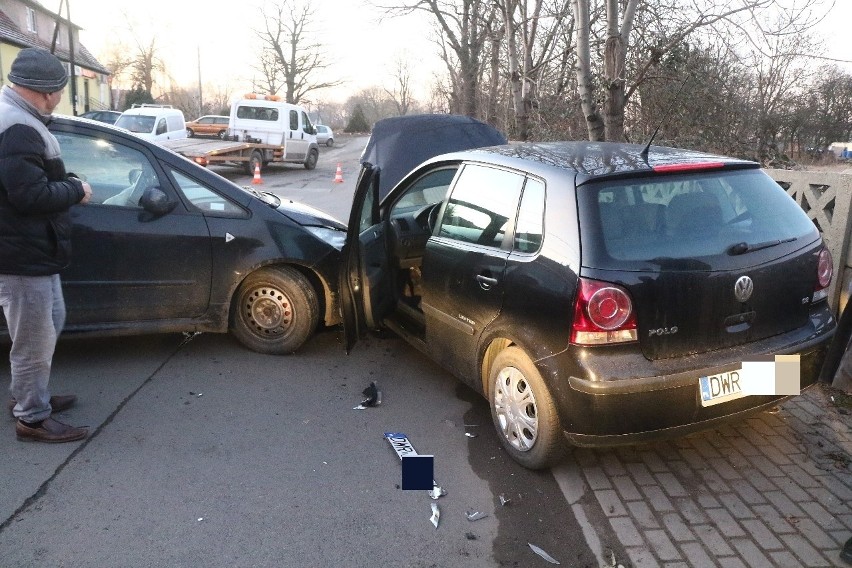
left=413, top=202, right=442, bottom=233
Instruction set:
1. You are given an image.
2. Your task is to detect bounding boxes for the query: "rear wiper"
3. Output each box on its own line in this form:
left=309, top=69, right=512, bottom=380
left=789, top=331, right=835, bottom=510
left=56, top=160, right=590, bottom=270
left=728, top=237, right=797, bottom=255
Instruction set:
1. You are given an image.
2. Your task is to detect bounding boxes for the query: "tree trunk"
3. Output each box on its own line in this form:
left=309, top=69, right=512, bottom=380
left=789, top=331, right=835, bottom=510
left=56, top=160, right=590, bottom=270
left=505, top=0, right=528, bottom=140
left=603, top=35, right=626, bottom=141
left=574, top=0, right=604, bottom=141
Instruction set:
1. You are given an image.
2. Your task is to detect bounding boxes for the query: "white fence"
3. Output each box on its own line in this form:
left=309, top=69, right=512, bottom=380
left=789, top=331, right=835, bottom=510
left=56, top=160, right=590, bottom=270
left=766, top=169, right=852, bottom=316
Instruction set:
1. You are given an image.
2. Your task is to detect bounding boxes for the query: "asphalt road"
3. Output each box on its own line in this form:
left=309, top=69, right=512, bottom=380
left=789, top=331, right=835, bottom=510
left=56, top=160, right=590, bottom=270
left=0, top=137, right=605, bottom=567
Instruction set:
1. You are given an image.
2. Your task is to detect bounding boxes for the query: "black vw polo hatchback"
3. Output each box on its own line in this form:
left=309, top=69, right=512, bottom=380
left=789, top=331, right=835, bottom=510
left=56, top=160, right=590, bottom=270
left=342, top=122, right=836, bottom=470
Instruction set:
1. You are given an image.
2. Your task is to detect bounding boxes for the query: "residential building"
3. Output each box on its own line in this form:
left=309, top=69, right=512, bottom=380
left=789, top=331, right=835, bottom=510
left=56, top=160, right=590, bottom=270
left=0, top=0, right=110, bottom=115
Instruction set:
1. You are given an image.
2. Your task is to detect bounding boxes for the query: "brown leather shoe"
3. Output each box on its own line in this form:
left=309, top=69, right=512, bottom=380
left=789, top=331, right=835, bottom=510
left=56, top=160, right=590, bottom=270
left=16, top=417, right=87, bottom=443
left=8, top=394, right=77, bottom=414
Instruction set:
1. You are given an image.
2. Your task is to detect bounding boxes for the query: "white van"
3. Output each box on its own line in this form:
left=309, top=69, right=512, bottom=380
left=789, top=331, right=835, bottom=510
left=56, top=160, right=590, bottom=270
left=228, top=94, right=319, bottom=169
left=114, top=104, right=188, bottom=142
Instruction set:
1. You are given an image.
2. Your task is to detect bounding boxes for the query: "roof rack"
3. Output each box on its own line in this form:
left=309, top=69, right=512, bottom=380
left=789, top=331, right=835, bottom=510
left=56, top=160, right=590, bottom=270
left=131, top=103, right=174, bottom=109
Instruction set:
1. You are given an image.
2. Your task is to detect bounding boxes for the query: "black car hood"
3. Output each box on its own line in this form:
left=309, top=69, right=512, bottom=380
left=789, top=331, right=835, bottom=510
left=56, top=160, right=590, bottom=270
left=276, top=199, right=346, bottom=230
left=360, top=114, right=507, bottom=200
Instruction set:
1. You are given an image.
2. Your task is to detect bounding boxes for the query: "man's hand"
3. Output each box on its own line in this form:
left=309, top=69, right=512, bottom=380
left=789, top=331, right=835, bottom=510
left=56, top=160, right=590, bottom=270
left=79, top=181, right=92, bottom=205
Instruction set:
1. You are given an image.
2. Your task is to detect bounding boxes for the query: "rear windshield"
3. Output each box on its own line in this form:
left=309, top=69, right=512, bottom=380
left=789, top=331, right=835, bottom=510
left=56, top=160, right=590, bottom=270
left=578, top=169, right=818, bottom=264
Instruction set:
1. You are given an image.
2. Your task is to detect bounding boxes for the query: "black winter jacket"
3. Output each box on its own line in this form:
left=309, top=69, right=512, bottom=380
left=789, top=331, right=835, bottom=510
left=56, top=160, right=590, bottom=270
left=0, top=87, right=84, bottom=276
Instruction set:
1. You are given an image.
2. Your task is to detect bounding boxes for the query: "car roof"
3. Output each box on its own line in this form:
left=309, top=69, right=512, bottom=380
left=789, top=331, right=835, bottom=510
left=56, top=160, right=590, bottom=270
left=422, top=141, right=758, bottom=185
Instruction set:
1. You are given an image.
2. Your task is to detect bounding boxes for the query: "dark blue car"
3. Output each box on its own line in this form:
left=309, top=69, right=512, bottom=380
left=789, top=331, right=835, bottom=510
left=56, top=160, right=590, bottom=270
left=6, top=115, right=347, bottom=354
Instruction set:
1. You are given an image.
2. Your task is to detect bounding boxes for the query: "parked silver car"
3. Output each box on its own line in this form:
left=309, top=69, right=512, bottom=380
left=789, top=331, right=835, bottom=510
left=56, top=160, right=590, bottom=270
left=316, top=124, right=334, bottom=147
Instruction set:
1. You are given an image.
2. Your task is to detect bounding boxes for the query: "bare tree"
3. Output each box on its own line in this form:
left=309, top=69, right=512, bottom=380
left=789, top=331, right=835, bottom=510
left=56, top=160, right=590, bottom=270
left=381, top=0, right=499, bottom=118
left=384, top=54, right=415, bottom=116
left=129, top=37, right=164, bottom=96
left=255, top=0, right=341, bottom=104
left=255, top=49, right=285, bottom=96
left=572, top=0, right=828, bottom=142
left=501, top=0, right=572, bottom=140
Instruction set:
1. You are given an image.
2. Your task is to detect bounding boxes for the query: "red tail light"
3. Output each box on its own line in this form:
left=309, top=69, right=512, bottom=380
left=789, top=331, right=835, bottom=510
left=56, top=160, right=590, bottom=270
left=813, top=247, right=833, bottom=302
left=571, top=278, right=638, bottom=345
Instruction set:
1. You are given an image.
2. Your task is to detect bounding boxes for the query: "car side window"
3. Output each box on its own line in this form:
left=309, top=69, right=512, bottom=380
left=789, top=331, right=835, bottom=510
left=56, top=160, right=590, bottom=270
left=55, top=131, right=160, bottom=208
left=437, top=163, right=524, bottom=248
left=168, top=169, right=247, bottom=217
left=392, top=167, right=459, bottom=212
left=289, top=110, right=298, bottom=130
left=302, top=111, right=313, bottom=134
left=514, top=178, right=545, bottom=253
left=156, top=118, right=167, bottom=135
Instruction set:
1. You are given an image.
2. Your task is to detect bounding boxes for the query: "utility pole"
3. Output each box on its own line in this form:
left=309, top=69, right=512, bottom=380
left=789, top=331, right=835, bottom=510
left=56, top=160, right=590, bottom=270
left=197, top=45, right=202, bottom=117
left=50, top=0, right=77, bottom=115
left=66, top=0, right=77, bottom=115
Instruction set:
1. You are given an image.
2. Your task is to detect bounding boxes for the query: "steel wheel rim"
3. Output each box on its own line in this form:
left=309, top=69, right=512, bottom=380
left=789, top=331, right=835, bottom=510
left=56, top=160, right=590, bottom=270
left=493, top=366, right=538, bottom=452
left=242, top=285, right=293, bottom=339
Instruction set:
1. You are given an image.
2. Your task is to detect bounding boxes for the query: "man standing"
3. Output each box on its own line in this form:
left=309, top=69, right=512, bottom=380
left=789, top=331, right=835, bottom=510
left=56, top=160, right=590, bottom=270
left=0, top=47, right=92, bottom=442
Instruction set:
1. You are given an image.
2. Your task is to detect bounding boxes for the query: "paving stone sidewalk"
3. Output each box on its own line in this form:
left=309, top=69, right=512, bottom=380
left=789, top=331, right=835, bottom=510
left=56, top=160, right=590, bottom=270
left=574, top=383, right=851, bottom=567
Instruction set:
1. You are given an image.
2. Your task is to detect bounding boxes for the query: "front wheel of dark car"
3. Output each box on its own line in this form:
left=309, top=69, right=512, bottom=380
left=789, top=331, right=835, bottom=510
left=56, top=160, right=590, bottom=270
left=229, top=266, right=319, bottom=355
left=488, top=346, right=565, bottom=469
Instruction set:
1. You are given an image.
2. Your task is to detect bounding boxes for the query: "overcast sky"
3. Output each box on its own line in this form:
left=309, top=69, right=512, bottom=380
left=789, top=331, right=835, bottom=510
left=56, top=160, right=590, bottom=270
left=66, top=0, right=852, bottom=105
left=69, top=1, right=439, bottom=104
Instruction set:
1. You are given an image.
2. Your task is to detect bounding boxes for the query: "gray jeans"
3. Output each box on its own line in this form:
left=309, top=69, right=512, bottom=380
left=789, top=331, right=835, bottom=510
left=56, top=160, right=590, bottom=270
left=0, top=274, right=65, bottom=423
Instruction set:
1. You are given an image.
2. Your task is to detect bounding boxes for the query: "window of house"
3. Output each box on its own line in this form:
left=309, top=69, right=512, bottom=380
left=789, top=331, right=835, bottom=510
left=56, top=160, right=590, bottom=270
left=26, top=8, right=37, bottom=33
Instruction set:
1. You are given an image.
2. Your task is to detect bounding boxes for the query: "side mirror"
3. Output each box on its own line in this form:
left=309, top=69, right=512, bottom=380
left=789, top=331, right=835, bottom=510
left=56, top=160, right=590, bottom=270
left=139, top=186, right=177, bottom=216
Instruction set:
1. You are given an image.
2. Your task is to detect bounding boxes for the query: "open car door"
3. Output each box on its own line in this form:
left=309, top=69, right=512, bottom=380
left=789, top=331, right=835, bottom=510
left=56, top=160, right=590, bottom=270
left=340, top=164, right=394, bottom=352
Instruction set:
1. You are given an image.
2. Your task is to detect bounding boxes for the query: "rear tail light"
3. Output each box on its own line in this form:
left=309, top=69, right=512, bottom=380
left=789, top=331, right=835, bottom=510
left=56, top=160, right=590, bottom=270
left=571, top=278, right=638, bottom=345
left=812, top=247, right=833, bottom=302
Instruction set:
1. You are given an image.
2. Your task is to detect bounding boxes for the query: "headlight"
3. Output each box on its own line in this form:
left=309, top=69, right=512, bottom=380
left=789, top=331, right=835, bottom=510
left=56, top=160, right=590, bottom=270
left=304, top=226, right=346, bottom=250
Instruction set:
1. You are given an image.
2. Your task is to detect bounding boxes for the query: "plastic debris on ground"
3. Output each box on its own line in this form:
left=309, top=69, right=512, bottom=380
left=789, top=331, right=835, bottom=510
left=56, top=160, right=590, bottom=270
left=466, top=511, right=488, bottom=521
left=384, top=432, right=446, bottom=500
left=528, top=543, right=560, bottom=564
left=465, top=432, right=478, bottom=438
left=499, top=494, right=511, bottom=506
left=180, top=331, right=201, bottom=346
left=354, top=381, right=381, bottom=409
left=430, top=502, right=440, bottom=528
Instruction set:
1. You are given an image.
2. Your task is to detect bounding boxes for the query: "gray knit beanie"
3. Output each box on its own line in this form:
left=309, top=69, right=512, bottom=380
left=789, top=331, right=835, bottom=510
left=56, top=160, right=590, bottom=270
left=7, top=47, right=68, bottom=93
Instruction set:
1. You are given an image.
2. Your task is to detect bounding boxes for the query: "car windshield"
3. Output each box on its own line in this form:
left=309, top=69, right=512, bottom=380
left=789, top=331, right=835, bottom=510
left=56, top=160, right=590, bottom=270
left=580, top=169, right=818, bottom=262
left=114, top=115, right=156, bottom=133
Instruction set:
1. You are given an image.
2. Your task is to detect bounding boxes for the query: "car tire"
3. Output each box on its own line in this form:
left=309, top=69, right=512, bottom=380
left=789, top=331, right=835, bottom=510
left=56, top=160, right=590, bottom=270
left=229, top=266, right=319, bottom=355
left=304, top=148, right=318, bottom=170
left=186, top=128, right=194, bottom=138
left=218, top=130, right=227, bottom=140
left=245, top=150, right=263, bottom=175
left=326, top=138, right=334, bottom=147
left=488, top=346, right=565, bottom=469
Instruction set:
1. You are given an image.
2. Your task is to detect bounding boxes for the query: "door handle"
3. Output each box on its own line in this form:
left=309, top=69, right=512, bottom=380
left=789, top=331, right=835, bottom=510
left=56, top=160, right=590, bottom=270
left=476, top=274, right=498, bottom=290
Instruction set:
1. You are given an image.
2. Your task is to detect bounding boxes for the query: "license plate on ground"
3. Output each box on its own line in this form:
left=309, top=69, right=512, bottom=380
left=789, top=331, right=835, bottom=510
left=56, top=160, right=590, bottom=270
left=699, top=370, right=745, bottom=407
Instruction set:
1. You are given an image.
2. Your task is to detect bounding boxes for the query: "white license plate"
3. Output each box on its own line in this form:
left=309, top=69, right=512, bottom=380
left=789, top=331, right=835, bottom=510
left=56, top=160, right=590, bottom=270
left=699, top=370, right=745, bottom=407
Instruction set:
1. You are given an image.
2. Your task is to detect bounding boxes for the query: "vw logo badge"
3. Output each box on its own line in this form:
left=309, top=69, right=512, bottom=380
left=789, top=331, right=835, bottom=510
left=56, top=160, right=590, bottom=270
left=734, top=276, right=754, bottom=303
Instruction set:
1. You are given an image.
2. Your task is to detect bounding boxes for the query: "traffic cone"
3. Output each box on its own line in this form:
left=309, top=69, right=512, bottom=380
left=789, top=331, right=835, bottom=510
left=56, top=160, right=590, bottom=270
left=252, top=162, right=263, bottom=185
left=334, top=163, right=344, bottom=183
